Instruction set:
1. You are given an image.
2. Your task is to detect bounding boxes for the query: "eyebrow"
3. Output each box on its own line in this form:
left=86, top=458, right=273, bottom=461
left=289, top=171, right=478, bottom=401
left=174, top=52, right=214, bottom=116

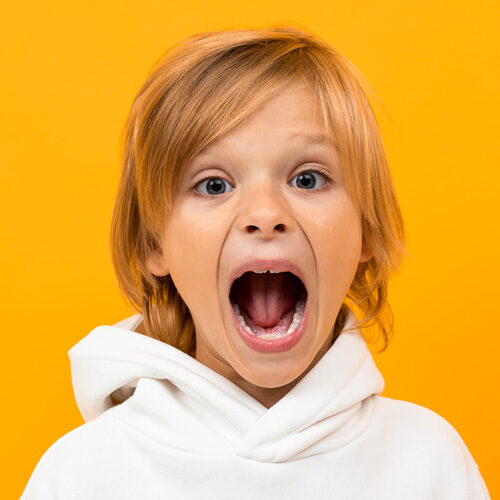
left=199, top=132, right=335, bottom=155
left=287, top=133, right=335, bottom=147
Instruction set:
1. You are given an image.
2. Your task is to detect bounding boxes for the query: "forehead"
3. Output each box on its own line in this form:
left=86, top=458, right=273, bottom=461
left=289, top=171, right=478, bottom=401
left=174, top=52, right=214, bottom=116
left=197, top=132, right=335, bottom=158
left=198, top=84, right=334, bottom=155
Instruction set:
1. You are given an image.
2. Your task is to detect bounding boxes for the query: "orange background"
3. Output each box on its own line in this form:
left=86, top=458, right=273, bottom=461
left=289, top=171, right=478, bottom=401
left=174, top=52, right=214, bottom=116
left=2, top=1, right=498, bottom=498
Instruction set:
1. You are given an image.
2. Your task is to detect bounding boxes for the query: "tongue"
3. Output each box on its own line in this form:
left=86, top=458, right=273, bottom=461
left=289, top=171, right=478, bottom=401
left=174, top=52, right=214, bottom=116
left=232, top=272, right=299, bottom=328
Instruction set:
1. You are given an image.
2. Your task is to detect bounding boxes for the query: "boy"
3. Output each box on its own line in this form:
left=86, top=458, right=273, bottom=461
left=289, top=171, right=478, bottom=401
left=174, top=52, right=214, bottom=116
left=21, top=25, right=490, bottom=499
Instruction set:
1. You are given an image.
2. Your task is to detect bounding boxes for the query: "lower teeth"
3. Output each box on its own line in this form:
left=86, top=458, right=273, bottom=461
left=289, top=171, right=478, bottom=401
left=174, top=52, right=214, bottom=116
left=231, top=299, right=306, bottom=340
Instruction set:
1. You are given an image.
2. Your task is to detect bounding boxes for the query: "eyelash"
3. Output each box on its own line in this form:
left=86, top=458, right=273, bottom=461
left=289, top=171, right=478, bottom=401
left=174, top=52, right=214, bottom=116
left=191, top=168, right=334, bottom=200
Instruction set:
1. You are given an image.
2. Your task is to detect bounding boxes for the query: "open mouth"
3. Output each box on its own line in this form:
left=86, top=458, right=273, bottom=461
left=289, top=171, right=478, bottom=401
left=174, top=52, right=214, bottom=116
left=229, top=271, right=308, bottom=341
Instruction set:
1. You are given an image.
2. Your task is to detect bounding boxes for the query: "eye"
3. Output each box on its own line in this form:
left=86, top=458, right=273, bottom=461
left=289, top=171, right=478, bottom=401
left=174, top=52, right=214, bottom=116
left=192, top=168, right=333, bottom=199
left=193, top=177, right=234, bottom=198
left=289, top=169, right=331, bottom=191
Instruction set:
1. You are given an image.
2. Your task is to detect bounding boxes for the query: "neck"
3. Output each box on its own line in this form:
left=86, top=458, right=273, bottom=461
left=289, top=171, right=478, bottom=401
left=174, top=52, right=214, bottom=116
left=197, top=328, right=337, bottom=409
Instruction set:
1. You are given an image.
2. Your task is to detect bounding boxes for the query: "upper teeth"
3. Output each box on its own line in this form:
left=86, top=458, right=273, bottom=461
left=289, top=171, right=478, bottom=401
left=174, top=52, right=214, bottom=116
left=252, top=270, right=281, bottom=274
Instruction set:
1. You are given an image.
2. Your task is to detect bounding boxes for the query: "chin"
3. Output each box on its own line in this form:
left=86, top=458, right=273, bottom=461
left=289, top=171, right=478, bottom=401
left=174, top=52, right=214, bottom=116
left=233, top=351, right=315, bottom=387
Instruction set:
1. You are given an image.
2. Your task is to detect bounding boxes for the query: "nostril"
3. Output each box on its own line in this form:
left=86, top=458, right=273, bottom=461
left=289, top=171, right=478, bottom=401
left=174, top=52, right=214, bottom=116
left=245, top=223, right=286, bottom=234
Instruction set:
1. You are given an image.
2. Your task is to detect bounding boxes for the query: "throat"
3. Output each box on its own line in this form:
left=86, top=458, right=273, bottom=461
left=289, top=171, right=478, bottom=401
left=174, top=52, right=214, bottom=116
left=229, top=271, right=300, bottom=328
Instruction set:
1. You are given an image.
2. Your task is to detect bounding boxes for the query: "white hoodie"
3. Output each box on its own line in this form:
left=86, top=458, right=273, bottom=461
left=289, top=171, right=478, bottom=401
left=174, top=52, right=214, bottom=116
left=21, top=309, right=490, bottom=499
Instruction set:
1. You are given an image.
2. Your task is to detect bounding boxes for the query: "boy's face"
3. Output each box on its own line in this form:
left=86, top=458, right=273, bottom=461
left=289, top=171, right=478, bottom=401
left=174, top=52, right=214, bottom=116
left=146, top=80, right=372, bottom=399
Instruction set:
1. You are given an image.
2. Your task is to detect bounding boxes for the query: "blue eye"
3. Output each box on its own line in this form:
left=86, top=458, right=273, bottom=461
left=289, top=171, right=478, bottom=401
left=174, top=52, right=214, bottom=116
left=289, top=170, right=329, bottom=190
left=192, top=169, right=332, bottom=199
left=194, top=177, right=234, bottom=197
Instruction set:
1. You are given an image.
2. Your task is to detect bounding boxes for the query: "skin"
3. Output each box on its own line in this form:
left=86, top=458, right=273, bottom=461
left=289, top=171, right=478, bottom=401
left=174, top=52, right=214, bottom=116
left=144, top=79, right=372, bottom=409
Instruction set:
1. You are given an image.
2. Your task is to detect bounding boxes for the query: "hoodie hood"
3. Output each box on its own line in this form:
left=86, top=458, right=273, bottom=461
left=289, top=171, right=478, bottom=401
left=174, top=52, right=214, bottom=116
left=68, top=308, right=385, bottom=463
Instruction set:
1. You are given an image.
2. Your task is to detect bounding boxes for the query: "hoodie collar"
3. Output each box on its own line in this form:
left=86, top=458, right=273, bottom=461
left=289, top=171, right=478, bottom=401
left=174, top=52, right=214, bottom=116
left=68, top=308, right=384, bottom=463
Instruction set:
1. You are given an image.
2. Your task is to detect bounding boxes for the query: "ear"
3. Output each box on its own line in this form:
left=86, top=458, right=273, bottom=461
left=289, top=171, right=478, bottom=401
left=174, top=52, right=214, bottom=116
left=145, top=247, right=170, bottom=277
left=359, top=234, right=373, bottom=263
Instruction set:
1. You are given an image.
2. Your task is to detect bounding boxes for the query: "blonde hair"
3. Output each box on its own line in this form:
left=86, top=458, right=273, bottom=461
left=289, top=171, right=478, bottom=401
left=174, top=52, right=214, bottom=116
left=110, top=24, right=407, bottom=356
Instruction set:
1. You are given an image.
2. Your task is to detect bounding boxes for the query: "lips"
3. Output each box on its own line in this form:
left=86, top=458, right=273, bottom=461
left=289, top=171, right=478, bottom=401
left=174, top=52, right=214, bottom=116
left=224, top=257, right=312, bottom=352
left=228, top=274, right=311, bottom=353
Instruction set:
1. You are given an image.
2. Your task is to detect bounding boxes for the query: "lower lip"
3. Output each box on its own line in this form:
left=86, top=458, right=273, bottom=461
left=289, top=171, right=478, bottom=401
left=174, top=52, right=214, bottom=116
left=229, top=294, right=310, bottom=353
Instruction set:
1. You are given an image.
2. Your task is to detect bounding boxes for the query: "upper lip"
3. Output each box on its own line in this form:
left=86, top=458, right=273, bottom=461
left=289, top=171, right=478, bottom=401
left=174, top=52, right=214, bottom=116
left=227, top=258, right=309, bottom=297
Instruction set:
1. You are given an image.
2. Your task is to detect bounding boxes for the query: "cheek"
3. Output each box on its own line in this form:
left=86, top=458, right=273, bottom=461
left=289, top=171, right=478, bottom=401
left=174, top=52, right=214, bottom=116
left=303, top=197, right=362, bottom=292
left=162, top=206, right=228, bottom=315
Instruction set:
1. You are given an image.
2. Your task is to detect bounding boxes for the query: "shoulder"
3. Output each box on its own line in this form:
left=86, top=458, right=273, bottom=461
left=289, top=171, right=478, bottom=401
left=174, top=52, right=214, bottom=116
left=376, top=395, right=463, bottom=433
left=33, top=412, right=126, bottom=462
left=372, top=395, right=471, bottom=453
left=370, top=396, right=490, bottom=498
left=21, top=413, right=134, bottom=499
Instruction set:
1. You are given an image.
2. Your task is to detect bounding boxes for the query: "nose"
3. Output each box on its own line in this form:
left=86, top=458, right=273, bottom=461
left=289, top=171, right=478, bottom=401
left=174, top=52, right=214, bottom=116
left=235, top=182, right=295, bottom=239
